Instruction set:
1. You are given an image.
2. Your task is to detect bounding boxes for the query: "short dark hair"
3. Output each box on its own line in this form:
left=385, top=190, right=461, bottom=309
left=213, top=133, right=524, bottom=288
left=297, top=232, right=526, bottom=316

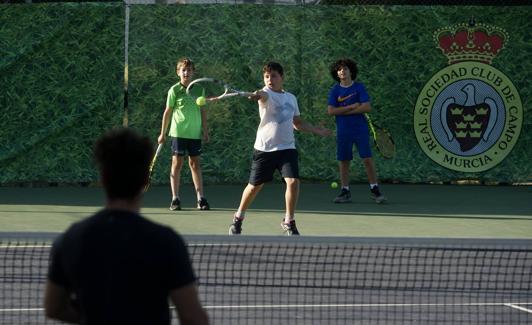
left=262, top=61, right=284, bottom=77
left=94, top=128, right=153, bottom=199
left=330, top=58, right=358, bottom=82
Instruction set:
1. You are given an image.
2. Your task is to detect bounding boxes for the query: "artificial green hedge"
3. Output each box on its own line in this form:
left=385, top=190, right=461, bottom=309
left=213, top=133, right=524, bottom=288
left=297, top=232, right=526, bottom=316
left=1, top=4, right=530, bottom=185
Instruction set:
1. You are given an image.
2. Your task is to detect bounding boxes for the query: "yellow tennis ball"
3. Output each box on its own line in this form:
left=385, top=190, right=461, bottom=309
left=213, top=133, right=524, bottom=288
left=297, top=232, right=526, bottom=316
left=196, top=96, right=206, bottom=106
left=331, top=181, right=338, bottom=189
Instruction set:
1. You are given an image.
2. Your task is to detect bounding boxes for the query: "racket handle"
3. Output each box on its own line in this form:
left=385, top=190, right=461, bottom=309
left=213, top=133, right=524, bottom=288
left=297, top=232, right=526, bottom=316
left=155, top=143, right=163, bottom=156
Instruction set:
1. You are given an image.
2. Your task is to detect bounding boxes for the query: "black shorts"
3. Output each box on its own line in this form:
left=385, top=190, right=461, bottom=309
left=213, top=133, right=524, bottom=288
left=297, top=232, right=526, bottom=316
left=248, top=149, right=299, bottom=185
left=171, top=137, right=202, bottom=157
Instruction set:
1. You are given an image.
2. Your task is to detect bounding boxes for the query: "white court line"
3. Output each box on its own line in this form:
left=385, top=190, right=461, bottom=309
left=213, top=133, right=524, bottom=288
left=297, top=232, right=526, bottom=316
left=0, top=245, right=51, bottom=249
left=205, top=302, right=532, bottom=309
left=0, top=308, right=43, bottom=312
left=0, top=244, right=236, bottom=249
left=505, top=303, right=532, bottom=313
left=2, top=302, right=531, bottom=313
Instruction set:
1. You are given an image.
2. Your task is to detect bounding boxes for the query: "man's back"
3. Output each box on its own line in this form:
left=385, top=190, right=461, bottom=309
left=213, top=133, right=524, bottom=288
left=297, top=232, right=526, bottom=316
left=48, top=209, right=196, bottom=325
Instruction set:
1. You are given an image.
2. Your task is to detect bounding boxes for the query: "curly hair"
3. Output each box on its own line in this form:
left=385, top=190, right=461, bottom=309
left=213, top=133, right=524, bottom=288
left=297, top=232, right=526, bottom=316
left=330, top=58, right=358, bottom=82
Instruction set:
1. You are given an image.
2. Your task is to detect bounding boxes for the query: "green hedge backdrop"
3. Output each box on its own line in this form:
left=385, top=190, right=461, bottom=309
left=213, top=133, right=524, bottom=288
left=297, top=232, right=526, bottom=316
left=1, top=3, right=530, bottom=185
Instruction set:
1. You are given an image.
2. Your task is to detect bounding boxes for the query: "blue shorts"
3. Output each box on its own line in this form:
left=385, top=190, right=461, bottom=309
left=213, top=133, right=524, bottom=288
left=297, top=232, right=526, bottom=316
left=171, top=137, right=202, bottom=157
left=337, top=132, right=372, bottom=160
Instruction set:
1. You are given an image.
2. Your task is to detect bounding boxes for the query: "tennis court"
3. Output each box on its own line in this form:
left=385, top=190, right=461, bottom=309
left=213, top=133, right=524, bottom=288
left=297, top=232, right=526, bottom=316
left=2, top=0, right=531, bottom=323
left=1, top=183, right=531, bottom=237
left=1, top=184, right=532, bottom=323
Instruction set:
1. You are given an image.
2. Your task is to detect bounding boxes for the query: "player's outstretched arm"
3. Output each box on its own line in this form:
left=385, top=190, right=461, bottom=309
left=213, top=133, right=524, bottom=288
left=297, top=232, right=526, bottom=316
left=248, top=90, right=268, bottom=102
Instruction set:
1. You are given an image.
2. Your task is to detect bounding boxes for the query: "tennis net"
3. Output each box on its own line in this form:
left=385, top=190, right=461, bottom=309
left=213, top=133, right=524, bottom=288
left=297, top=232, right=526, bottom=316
left=1, top=233, right=531, bottom=324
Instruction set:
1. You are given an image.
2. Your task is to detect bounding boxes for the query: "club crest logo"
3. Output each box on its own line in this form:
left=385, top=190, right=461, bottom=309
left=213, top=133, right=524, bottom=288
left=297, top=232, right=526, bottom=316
left=414, top=21, right=523, bottom=172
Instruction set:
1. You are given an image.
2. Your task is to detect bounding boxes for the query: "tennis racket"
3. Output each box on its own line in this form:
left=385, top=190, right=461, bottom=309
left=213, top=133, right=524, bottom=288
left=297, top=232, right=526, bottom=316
left=186, top=77, right=253, bottom=102
left=365, top=114, right=395, bottom=159
left=144, top=143, right=163, bottom=192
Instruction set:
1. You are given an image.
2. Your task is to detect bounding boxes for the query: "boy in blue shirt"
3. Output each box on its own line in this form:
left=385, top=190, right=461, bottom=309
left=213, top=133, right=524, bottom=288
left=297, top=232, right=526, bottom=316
left=327, top=58, right=386, bottom=204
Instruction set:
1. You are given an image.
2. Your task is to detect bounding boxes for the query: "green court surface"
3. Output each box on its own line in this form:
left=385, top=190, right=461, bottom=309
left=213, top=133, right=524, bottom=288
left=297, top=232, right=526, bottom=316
left=0, top=183, right=531, bottom=238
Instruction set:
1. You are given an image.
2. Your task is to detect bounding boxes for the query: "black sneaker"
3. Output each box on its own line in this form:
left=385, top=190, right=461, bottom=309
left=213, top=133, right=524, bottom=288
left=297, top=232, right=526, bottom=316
left=281, top=220, right=300, bottom=236
left=229, top=217, right=243, bottom=235
left=169, top=198, right=181, bottom=211
left=333, top=188, right=351, bottom=203
left=370, top=186, right=387, bottom=204
left=197, top=197, right=210, bottom=210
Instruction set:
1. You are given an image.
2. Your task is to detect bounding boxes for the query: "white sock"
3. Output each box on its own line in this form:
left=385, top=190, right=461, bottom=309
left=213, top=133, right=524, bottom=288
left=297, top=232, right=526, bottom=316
left=370, top=184, right=378, bottom=189
left=342, top=186, right=350, bottom=191
left=235, top=211, right=245, bottom=220
left=284, top=215, right=294, bottom=224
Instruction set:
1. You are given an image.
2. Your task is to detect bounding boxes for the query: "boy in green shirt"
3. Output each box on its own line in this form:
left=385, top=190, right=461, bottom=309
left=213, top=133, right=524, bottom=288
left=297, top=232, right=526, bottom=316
left=158, top=58, right=210, bottom=211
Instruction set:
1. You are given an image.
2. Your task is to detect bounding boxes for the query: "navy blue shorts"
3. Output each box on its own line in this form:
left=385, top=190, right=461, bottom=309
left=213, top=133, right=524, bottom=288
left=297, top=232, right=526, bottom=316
left=248, top=149, right=299, bottom=185
left=337, top=132, right=372, bottom=160
left=171, top=137, right=202, bottom=157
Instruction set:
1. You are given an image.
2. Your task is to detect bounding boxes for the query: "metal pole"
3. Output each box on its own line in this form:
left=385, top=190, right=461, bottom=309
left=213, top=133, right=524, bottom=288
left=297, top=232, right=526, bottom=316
left=123, top=0, right=130, bottom=127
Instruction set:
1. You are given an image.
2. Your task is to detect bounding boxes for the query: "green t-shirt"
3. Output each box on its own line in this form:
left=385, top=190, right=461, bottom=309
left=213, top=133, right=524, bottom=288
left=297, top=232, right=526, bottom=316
left=166, top=83, right=204, bottom=139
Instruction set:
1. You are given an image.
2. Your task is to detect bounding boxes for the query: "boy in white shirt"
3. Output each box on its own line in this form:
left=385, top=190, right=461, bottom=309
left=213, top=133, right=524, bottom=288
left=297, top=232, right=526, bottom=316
left=229, top=62, right=331, bottom=236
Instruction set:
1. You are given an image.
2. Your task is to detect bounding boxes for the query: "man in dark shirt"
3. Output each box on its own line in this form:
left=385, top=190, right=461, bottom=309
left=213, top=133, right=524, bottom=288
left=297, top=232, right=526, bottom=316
left=44, top=128, right=209, bottom=325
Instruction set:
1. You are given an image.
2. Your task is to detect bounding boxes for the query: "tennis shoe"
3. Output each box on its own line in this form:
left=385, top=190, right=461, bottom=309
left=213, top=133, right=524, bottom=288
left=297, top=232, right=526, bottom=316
left=370, top=186, right=387, bottom=204
left=281, top=220, right=300, bottom=236
left=197, top=197, right=210, bottom=210
left=333, top=188, right=351, bottom=203
left=229, top=216, right=243, bottom=235
left=169, top=198, right=181, bottom=211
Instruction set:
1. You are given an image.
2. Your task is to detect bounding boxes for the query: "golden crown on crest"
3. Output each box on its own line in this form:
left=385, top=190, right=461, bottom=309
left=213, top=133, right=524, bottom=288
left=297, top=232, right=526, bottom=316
left=434, top=19, right=509, bottom=65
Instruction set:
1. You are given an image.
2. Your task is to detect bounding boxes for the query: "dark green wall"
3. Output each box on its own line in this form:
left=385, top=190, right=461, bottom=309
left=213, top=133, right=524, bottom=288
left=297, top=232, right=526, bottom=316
left=1, top=4, right=530, bottom=184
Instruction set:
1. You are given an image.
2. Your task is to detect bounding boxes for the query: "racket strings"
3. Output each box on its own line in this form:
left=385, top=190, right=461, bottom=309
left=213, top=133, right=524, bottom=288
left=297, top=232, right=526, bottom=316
left=375, top=129, right=395, bottom=158
left=188, top=79, right=227, bottom=101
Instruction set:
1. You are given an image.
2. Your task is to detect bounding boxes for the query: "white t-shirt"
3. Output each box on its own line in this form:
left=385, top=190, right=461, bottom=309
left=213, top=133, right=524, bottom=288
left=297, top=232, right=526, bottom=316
left=253, top=87, right=300, bottom=152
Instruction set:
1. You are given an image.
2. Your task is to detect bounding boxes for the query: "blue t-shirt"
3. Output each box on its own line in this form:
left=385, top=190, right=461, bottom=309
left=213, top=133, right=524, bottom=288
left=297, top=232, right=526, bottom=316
left=327, top=82, right=370, bottom=136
